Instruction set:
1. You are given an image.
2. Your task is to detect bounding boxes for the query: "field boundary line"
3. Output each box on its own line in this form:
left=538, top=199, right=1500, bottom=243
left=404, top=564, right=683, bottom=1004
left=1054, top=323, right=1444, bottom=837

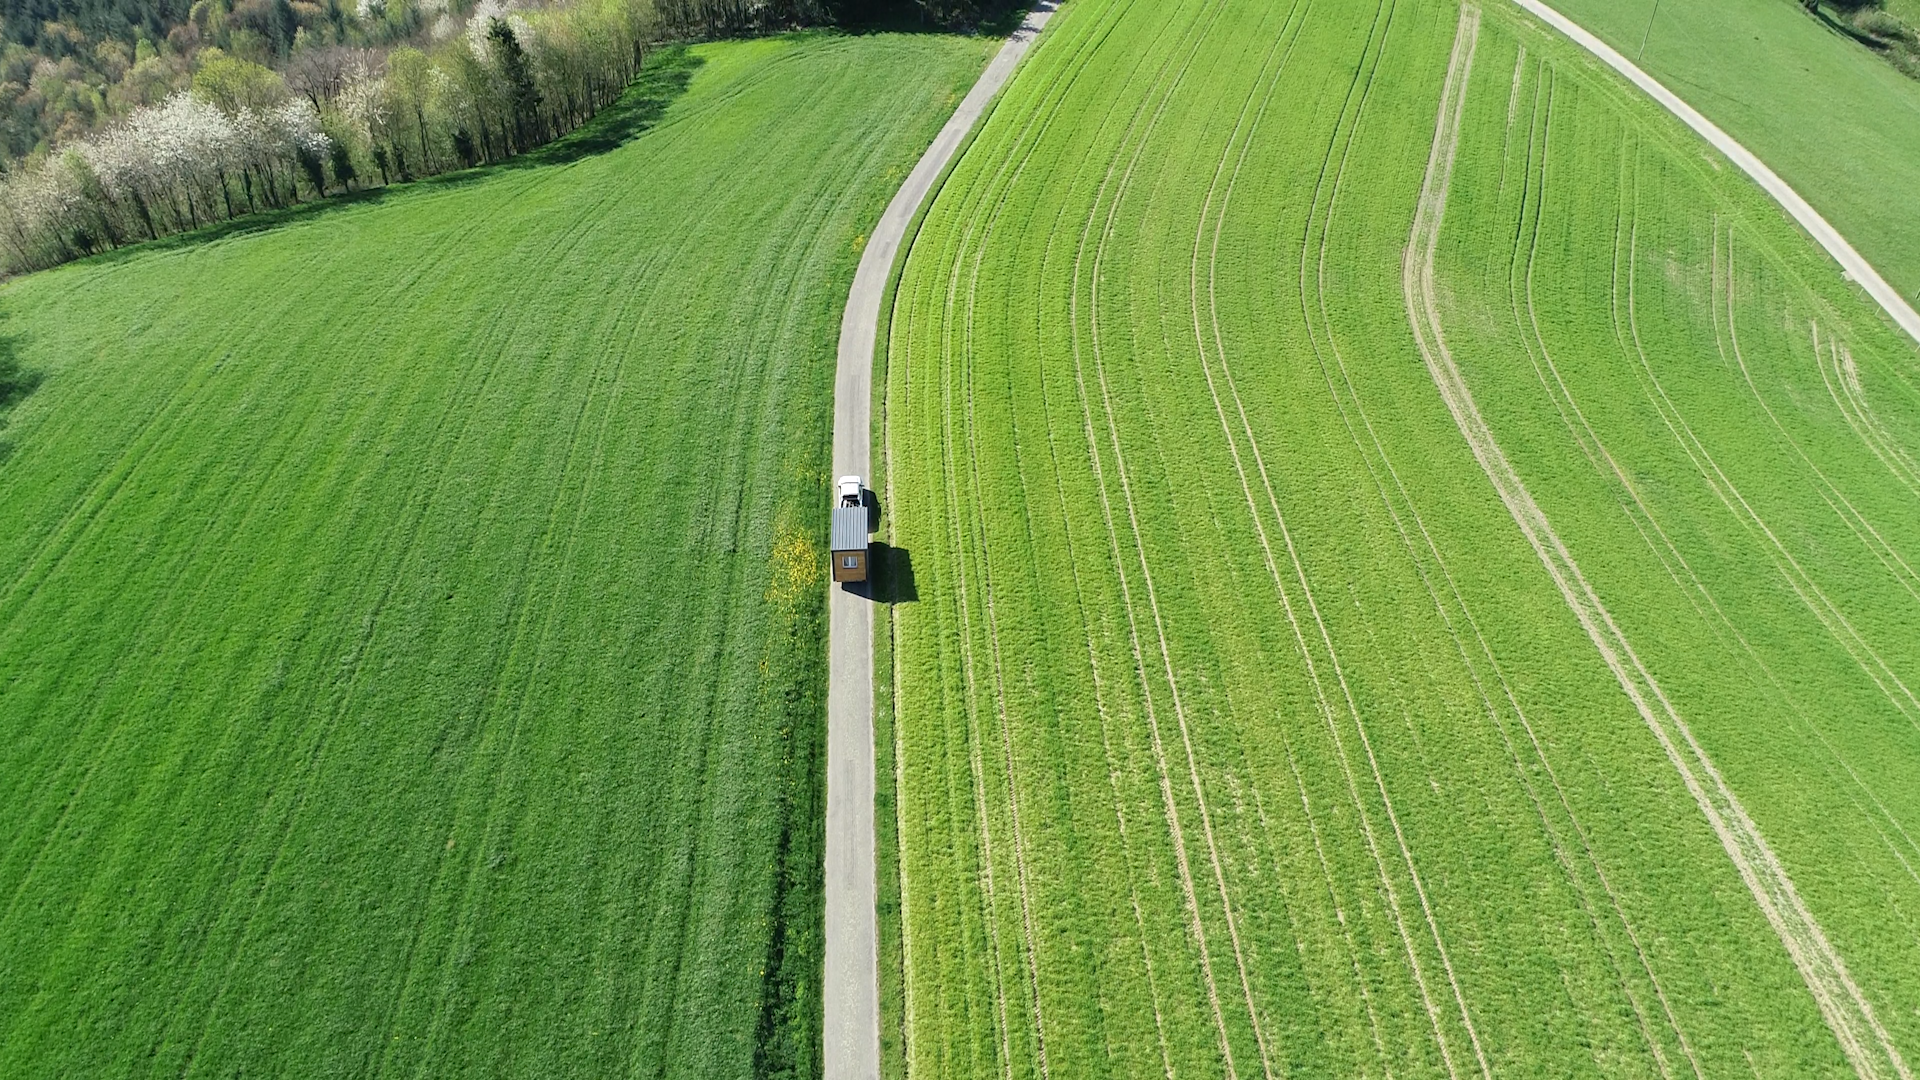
left=1504, top=0, right=1920, bottom=349
left=1405, top=24, right=1914, bottom=1077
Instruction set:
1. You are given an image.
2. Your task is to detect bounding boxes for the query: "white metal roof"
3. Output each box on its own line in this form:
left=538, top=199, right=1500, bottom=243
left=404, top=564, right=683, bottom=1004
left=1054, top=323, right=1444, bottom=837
left=830, top=505, right=868, bottom=554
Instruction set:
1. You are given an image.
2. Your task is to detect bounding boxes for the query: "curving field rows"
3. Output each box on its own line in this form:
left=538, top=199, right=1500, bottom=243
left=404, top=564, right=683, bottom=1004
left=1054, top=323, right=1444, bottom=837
left=883, top=0, right=1920, bottom=1075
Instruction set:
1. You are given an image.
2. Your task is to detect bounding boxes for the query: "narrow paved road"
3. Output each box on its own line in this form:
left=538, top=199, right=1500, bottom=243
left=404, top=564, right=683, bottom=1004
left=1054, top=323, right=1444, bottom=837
left=1515, top=0, right=1920, bottom=347
left=824, top=6, right=1057, bottom=1079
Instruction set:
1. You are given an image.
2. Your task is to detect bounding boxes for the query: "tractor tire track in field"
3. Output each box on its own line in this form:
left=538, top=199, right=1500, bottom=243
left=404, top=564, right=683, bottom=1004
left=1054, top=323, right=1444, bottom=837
left=1039, top=19, right=1201, bottom=1080
left=932, top=18, right=1143, bottom=1062
left=1598, top=192, right=1920, bottom=953
left=401, top=164, right=760, bottom=1068
left=0, top=165, right=577, bottom=875
left=1497, top=76, right=1772, bottom=1077
left=365, top=199, right=727, bottom=1071
left=184, top=80, right=838, bottom=1065
left=198, top=75, right=748, bottom=1071
left=926, top=27, right=1095, bottom=1063
left=1035, top=5, right=1193, bottom=1073
left=1718, top=309, right=1920, bottom=613
left=1818, top=329, right=1920, bottom=501
left=0, top=33, right=1001, bottom=1078
left=1267, top=7, right=1494, bottom=1076
left=1406, top=12, right=1914, bottom=1077
left=145, top=232, right=568, bottom=1069
left=915, top=28, right=1051, bottom=1072
left=986, top=4, right=1184, bottom=1072
left=1505, top=64, right=1914, bottom=784
left=1185, top=4, right=1414, bottom=1075
left=1507, top=76, right=1920, bottom=1065
left=15, top=204, right=557, bottom=1060
left=1710, top=230, right=1920, bottom=611
left=414, top=67, right=891, bottom=1062
left=938, top=118, right=1029, bottom=1080
left=1817, top=328, right=1920, bottom=502
left=0, top=248, right=408, bottom=893
left=0, top=196, right=526, bottom=864
left=171, top=199, right=626, bottom=1074
left=1507, top=0, right=1920, bottom=350
left=1064, top=2, right=1255, bottom=1073
left=23, top=320, right=485, bottom=1062
left=1182, top=3, right=1435, bottom=1074
left=1075, top=4, right=1282, bottom=1068
left=180, top=168, right=698, bottom=1060
left=1337, top=36, right=1700, bottom=1080
left=1291, top=8, right=1697, bottom=1075
left=1172, top=6, right=1325, bottom=1078
left=1707, top=233, right=1920, bottom=882
left=0, top=192, right=516, bottom=638
left=946, top=23, right=1164, bottom=1064
left=1608, top=202, right=1920, bottom=739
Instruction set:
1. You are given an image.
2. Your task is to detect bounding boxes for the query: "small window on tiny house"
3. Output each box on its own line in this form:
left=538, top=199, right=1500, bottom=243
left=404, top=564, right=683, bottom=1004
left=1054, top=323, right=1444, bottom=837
left=843, top=556, right=858, bottom=569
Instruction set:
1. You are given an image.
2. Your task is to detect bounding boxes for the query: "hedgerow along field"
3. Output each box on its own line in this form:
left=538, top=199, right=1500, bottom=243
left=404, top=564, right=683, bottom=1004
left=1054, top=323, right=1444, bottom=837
left=881, top=0, right=1920, bottom=1075
left=0, top=30, right=990, bottom=1078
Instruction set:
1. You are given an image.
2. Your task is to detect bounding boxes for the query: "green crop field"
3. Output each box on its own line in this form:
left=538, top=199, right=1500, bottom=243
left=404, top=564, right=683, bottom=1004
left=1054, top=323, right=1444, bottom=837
left=882, top=0, right=1920, bottom=1076
left=0, top=30, right=989, bottom=1078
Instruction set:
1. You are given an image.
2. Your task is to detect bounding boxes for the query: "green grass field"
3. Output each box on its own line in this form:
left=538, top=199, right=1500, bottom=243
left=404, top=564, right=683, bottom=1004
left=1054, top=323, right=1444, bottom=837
left=1549, top=0, right=1920, bottom=302
left=882, top=0, right=1920, bottom=1075
left=0, top=30, right=989, bottom=1078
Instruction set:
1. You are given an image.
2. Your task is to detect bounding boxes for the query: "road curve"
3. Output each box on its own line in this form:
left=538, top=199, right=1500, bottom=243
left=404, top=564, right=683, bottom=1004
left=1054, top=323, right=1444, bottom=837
left=825, top=6, right=1057, bottom=1079
left=1511, top=0, right=1920, bottom=347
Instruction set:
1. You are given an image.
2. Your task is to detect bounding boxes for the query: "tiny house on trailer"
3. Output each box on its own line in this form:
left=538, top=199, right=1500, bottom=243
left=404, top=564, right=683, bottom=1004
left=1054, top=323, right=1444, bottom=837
left=831, top=475, right=868, bottom=583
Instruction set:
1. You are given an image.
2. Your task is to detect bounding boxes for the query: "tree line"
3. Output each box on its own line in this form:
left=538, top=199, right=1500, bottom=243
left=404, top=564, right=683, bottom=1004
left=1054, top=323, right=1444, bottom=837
left=0, top=0, right=656, bottom=272
left=0, top=0, right=1009, bottom=274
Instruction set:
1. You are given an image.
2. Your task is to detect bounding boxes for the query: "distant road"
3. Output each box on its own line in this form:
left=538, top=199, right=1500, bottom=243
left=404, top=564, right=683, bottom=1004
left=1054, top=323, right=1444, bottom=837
left=824, top=5, right=1058, bottom=1080
left=1513, top=0, right=1920, bottom=347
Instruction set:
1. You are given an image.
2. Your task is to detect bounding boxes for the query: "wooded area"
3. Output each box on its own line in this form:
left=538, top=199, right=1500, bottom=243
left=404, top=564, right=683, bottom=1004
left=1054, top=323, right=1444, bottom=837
left=0, top=0, right=1002, bottom=274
